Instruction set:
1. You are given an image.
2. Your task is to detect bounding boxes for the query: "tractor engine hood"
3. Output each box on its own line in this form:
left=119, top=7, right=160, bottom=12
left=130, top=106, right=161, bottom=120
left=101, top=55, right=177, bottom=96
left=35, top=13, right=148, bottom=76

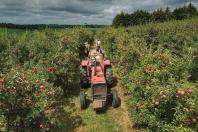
left=92, top=83, right=107, bottom=110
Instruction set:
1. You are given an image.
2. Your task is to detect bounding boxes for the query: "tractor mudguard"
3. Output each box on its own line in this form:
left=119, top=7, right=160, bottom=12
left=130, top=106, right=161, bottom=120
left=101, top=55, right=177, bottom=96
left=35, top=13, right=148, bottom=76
left=81, top=60, right=89, bottom=66
left=103, top=60, right=111, bottom=66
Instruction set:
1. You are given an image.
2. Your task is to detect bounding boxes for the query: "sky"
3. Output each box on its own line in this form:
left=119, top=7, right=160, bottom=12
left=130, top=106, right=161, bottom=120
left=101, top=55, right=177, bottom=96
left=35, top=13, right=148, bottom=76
left=0, top=0, right=198, bottom=25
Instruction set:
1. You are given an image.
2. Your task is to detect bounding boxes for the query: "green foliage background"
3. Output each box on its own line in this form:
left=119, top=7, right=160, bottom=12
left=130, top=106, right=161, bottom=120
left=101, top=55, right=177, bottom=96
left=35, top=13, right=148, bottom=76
left=96, top=19, right=198, bottom=131
left=0, top=28, right=94, bottom=131
left=0, top=18, right=198, bottom=131
left=112, top=3, right=198, bottom=27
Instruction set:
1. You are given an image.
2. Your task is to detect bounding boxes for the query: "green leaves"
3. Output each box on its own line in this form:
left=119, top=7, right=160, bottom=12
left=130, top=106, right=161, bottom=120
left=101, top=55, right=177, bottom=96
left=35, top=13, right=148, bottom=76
left=98, top=19, right=198, bottom=131
left=0, top=28, right=94, bottom=131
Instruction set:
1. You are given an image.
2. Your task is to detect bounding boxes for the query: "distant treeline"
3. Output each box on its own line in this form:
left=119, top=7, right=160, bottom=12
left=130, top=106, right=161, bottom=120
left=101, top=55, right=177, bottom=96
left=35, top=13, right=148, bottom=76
left=112, top=3, right=198, bottom=27
left=0, top=23, right=107, bottom=29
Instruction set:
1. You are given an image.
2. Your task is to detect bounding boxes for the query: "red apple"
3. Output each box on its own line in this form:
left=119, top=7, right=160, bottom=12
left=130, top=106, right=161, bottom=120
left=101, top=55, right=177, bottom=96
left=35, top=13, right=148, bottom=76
left=35, top=80, right=40, bottom=84
left=187, top=88, right=193, bottom=95
left=35, top=92, right=40, bottom=97
left=0, top=79, right=5, bottom=85
left=180, top=90, right=185, bottom=96
left=40, top=85, right=47, bottom=91
left=177, top=89, right=185, bottom=96
left=152, top=96, right=157, bottom=104
left=47, top=67, right=56, bottom=72
left=177, top=89, right=181, bottom=95
left=154, top=101, right=159, bottom=106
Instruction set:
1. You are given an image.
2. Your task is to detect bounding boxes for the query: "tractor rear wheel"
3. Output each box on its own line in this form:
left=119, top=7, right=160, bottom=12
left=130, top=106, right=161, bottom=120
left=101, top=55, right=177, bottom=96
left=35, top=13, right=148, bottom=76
left=80, top=67, right=89, bottom=88
left=80, top=91, right=86, bottom=109
left=111, top=89, right=119, bottom=108
left=106, top=66, right=113, bottom=87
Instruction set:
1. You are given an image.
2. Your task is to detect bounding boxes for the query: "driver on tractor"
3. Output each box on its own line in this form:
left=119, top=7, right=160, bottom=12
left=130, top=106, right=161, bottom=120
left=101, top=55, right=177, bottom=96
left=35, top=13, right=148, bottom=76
left=84, top=41, right=90, bottom=56
left=96, top=40, right=102, bottom=53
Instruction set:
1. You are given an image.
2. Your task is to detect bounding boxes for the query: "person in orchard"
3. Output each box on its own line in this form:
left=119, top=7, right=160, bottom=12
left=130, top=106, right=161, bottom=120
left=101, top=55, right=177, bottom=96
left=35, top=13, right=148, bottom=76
left=96, top=39, right=101, bottom=53
left=84, top=41, right=90, bottom=56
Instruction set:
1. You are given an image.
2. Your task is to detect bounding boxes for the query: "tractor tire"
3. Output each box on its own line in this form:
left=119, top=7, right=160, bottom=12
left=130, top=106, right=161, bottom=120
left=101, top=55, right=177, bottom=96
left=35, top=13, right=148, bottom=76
left=80, top=67, right=89, bottom=88
left=111, top=89, right=119, bottom=108
left=105, top=66, right=113, bottom=87
left=80, top=91, right=86, bottom=109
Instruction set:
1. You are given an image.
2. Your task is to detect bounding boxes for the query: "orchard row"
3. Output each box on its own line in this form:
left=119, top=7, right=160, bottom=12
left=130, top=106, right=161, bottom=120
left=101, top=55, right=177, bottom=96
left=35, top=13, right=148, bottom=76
left=96, top=19, right=198, bottom=131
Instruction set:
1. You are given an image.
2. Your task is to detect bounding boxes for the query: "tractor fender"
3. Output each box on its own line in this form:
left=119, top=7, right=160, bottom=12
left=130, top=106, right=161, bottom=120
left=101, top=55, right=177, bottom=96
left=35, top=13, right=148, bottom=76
left=103, top=60, right=111, bottom=66
left=81, top=60, right=89, bottom=66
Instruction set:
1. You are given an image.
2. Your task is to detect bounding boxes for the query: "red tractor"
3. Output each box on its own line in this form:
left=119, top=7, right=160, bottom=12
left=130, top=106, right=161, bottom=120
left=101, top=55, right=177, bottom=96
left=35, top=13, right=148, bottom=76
left=80, top=50, right=119, bottom=110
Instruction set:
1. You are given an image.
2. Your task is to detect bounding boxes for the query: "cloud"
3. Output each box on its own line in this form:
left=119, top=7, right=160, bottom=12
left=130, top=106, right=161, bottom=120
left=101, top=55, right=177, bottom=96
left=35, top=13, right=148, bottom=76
left=165, top=0, right=190, bottom=5
left=0, top=0, right=197, bottom=25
